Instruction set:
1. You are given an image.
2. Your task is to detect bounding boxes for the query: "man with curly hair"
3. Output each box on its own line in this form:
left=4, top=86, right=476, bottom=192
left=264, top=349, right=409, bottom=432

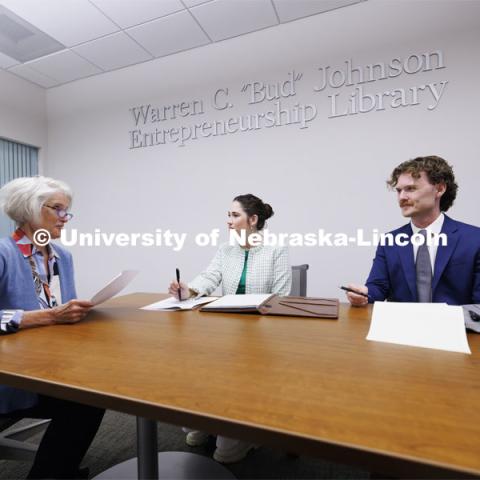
left=346, top=155, right=480, bottom=305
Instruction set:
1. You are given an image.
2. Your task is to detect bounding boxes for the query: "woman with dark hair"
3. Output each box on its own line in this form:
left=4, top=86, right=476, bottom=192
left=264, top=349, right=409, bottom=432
left=170, top=194, right=291, bottom=299
left=168, top=193, right=291, bottom=463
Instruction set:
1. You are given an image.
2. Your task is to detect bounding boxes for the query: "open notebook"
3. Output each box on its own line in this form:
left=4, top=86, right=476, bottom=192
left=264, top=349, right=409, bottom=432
left=141, top=296, right=216, bottom=311
left=200, top=294, right=274, bottom=313
left=200, top=294, right=339, bottom=318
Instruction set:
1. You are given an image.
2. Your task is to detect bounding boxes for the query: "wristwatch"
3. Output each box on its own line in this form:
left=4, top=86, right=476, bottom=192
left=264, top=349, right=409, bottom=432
left=0, top=310, right=24, bottom=334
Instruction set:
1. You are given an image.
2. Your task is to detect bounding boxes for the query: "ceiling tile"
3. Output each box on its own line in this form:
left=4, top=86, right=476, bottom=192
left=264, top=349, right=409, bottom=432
left=0, top=5, right=65, bottom=62
left=8, top=63, right=58, bottom=88
left=73, top=32, right=152, bottom=71
left=0, top=51, right=19, bottom=69
left=273, top=0, right=363, bottom=23
left=0, top=0, right=119, bottom=47
left=27, top=49, right=101, bottom=83
left=90, top=0, right=184, bottom=29
left=183, top=0, right=214, bottom=7
left=127, top=10, right=210, bottom=58
left=190, top=0, right=278, bottom=42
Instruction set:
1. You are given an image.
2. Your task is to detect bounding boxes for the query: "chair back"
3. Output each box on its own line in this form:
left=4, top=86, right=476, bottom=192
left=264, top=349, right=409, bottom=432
left=290, top=264, right=309, bottom=296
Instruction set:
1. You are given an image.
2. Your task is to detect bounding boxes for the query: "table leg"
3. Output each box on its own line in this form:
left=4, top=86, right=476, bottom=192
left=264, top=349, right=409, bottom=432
left=94, top=418, right=235, bottom=479
left=136, top=417, right=159, bottom=479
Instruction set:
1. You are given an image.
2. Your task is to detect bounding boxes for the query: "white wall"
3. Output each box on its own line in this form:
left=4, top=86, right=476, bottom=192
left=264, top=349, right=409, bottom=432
left=45, top=0, right=480, bottom=299
left=0, top=69, right=47, bottom=168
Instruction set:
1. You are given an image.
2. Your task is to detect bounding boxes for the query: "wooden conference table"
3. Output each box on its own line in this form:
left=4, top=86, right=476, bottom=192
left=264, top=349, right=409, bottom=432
left=0, top=293, right=479, bottom=478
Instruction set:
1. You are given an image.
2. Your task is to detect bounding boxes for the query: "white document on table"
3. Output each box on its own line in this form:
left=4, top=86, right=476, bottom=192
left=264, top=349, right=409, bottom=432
left=202, top=294, right=272, bottom=309
left=367, top=302, right=471, bottom=354
left=141, top=296, right=217, bottom=311
left=90, top=270, right=139, bottom=306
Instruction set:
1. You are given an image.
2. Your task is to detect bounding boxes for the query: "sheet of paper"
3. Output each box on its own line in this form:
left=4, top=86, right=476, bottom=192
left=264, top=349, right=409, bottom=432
left=204, top=294, right=272, bottom=309
left=141, top=296, right=217, bottom=311
left=367, top=302, right=471, bottom=354
left=462, top=304, right=480, bottom=333
left=90, top=270, right=139, bottom=306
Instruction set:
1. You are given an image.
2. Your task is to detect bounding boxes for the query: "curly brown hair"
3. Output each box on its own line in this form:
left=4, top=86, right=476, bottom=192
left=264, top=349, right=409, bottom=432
left=387, top=156, right=458, bottom=212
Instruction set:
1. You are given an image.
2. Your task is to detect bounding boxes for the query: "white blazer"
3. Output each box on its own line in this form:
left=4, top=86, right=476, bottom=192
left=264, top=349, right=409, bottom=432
left=189, top=243, right=291, bottom=296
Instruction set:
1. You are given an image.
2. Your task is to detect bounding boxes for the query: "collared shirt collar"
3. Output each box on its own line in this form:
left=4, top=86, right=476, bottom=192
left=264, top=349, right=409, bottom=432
left=12, top=228, right=59, bottom=259
left=410, top=212, right=445, bottom=237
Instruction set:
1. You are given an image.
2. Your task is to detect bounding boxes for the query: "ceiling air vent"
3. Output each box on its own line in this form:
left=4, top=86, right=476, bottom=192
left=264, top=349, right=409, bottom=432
left=0, top=5, right=64, bottom=62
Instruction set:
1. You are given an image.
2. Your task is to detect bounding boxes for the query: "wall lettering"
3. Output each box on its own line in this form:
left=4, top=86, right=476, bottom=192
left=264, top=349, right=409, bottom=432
left=128, top=50, right=448, bottom=149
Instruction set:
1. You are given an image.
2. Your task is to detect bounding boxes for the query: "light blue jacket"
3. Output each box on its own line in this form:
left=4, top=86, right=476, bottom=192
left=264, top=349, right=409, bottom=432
left=0, top=236, right=77, bottom=414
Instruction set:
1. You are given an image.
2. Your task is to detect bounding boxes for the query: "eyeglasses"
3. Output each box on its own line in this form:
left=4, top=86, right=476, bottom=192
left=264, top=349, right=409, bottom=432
left=43, top=204, right=74, bottom=221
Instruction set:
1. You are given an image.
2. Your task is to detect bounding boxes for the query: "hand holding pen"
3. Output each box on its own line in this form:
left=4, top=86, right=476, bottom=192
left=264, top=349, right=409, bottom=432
left=168, top=269, right=191, bottom=300
left=176, top=268, right=182, bottom=301
left=341, top=285, right=369, bottom=307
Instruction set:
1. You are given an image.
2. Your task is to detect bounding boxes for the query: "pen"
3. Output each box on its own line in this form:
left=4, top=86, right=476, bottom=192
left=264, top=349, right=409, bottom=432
left=176, top=268, right=182, bottom=301
left=339, top=286, right=369, bottom=298
left=469, top=310, right=480, bottom=322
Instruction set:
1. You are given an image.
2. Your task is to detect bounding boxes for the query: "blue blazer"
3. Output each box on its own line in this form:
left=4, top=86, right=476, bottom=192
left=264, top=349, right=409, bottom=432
left=0, top=237, right=77, bottom=414
left=366, top=215, right=480, bottom=305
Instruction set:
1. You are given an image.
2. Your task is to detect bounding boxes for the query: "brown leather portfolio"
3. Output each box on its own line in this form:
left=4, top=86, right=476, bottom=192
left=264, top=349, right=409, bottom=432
left=259, top=296, right=339, bottom=319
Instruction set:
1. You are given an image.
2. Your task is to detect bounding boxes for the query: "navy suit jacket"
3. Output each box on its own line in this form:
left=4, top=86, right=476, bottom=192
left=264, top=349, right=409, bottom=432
left=366, top=215, right=480, bottom=305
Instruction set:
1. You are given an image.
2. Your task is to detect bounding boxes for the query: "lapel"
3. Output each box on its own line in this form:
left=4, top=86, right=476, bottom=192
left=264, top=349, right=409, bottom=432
left=432, top=215, right=460, bottom=292
left=55, top=247, right=69, bottom=302
left=396, top=223, right=417, bottom=300
left=224, top=245, right=246, bottom=294
left=8, top=236, right=40, bottom=307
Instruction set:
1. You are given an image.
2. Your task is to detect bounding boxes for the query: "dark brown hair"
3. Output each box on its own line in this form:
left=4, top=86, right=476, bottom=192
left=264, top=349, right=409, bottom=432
left=233, top=194, right=274, bottom=230
left=387, top=155, right=458, bottom=212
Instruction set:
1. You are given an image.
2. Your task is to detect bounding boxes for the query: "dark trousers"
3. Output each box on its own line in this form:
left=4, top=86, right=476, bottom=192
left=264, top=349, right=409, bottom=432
left=1, top=395, right=105, bottom=479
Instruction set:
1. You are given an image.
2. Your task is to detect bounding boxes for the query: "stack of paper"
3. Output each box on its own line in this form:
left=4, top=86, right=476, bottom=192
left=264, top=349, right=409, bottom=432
left=200, top=294, right=274, bottom=312
left=141, top=296, right=216, bottom=311
left=367, top=302, right=471, bottom=354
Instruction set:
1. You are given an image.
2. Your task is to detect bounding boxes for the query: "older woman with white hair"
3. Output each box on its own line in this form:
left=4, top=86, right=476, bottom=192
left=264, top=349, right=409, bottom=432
left=0, top=176, right=104, bottom=479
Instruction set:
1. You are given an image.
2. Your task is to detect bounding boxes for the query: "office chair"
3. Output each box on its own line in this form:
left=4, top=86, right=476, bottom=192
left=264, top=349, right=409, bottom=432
left=291, top=264, right=309, bottom=296
left=0, top=418, right=50, bottom=461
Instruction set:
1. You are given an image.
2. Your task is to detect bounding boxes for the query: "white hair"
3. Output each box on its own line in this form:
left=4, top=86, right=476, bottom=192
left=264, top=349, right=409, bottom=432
left=0, top=176, right=73, bottom=226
